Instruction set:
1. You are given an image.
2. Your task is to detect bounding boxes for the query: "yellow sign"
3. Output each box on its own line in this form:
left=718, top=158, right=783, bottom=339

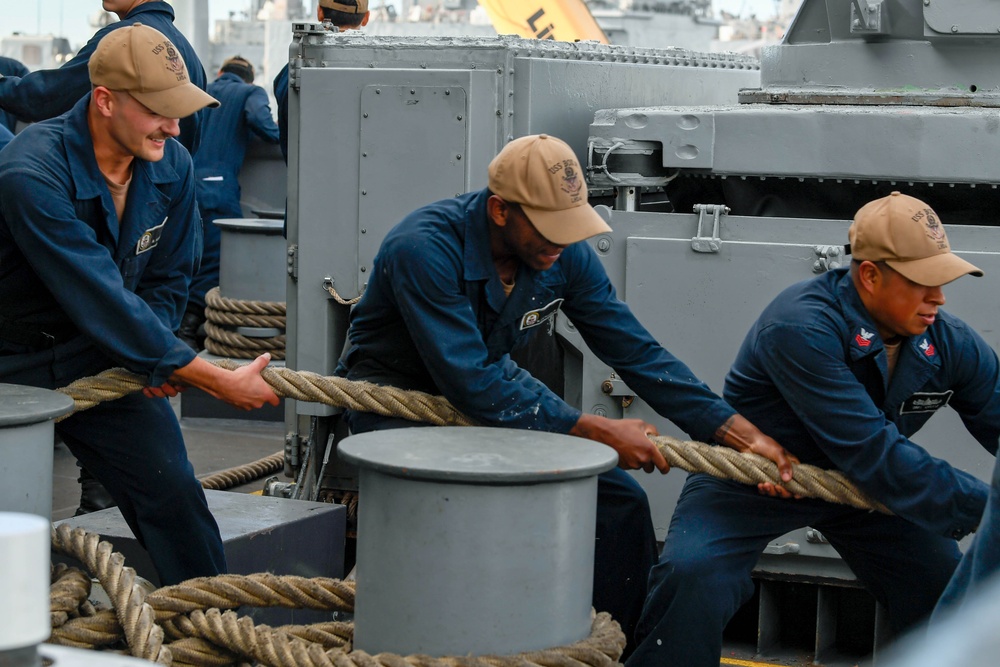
left=476, top=0, right=609, bottom=44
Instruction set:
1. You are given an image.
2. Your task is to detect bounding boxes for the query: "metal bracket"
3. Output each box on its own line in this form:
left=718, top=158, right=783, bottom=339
left=850, top=0, right=889, bottom=36
left=289, top=57, right=303, bottom=91
left=763, top=541, right=801, bottom=555
left=691, top=204, right=729, bottom=253
left=287, top=244, right=298, bottom=280
left=600, top=374, right=636, bottom=410
left=813, top=245, right=847, bottom=274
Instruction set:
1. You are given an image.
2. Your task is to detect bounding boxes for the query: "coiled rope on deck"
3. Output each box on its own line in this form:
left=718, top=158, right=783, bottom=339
left=49, top=524, right=625, bottom=667
left=54, top=362, right=888, bottom=513
left=204, top=287, right=286, bottom=361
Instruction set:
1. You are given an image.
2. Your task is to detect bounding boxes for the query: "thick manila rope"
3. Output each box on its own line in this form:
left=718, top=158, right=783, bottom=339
left=54, top=362, right=888, bottom=513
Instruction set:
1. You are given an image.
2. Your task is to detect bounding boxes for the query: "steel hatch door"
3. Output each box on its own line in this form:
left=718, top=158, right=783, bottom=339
left=577, top=210, right=1000, bottom=549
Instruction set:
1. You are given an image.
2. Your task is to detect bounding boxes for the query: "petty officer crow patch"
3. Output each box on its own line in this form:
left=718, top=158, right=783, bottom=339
left=136, top=217, right=167, bottom=255
left=519, top=298, right=564, bottom=332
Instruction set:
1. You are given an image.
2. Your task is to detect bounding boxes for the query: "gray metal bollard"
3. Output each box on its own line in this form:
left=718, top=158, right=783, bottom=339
left=0, top=384, right=74, bottom=517
left=0, top=512, right=49, bottom=667
left=215, top=218, right=286, bottom=303
left=339, top=426, right=618, bottom=657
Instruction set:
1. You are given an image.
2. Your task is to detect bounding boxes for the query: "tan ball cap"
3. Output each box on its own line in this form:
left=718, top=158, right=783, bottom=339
left=488, top=134, right=612, bottom=245
left=320, top=0, right=370, bottom=13
left=88, top=23, right=219, bottom=119
left=849, top=191, right=983, bottom=286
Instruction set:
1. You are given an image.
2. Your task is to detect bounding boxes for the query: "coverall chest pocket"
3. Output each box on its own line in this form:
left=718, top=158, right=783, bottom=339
left=121, top=253, right=152, bottom=291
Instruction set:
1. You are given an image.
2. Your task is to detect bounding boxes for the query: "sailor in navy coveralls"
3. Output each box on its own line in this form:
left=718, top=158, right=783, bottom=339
left=183, top=56, right=280, bottom=348
left=337, top=134, right=795, bottom=654
left=628, top=192, right=1000, bottom=666
left=0, top=25, right=278, bottom=585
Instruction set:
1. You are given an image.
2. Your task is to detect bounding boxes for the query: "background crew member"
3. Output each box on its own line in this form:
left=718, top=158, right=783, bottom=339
left=0, top=24, right=279, bottom=585
left=0, top=55, right=29, bottom=134
left=336, top=134, right=796, bottom=655
left=0, top=1, right=208, bottom=154
left=274, top=0, right=369, bottom=163
left=181, top=56, right=281, bottom=350
left=628, top=192, right=998, bottom=666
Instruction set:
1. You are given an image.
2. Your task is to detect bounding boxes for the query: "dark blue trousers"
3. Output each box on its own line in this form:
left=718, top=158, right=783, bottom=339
left=56, top=392, right=227, bottom=584
left=933, top=453, right=1000, bottom=619
left=344, top=410, right=657, bottom=655
left=626, top=473, right=961, bottom=667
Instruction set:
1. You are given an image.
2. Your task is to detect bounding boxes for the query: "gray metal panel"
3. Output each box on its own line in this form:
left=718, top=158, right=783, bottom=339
left=589, top=104, right=1000, bottom=182
left=565, top=210, right=1000, bottom=545
left=924, top=0, right=1000, bottom=36
left=357, top=83, right=468, bottom=286
left=510, top=57, right=755, bottom=156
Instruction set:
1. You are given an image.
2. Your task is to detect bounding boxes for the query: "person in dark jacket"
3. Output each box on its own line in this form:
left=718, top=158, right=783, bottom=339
left=274, top=0, right=369, bottom=163
left=180, top=56, right=281, bottom=350
left=0, top=55, right=29, bottom=133
left=0, top=0, right=213, bottom=513
left=628, top=192, right=999, bottom=667
left=0, top=1, right=208, bottom=154
left=0, top=25, right=279, bottom=584
left=336, top=134, right=796, bottom=655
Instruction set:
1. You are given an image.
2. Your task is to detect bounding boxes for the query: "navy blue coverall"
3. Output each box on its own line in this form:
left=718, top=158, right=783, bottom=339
left=0, top=2, right=207, bottom=154
left=190, top=72, right=280, bottom=310
left=0, top=96, right=225, bottom=585
left=629, top=268, right=997, bottom=667
left=273, top=65, right=290, bottom=163
left=0, top=124, right=12, bottom=152
left=337, top=188, right=739, bottom=649
left=0, top=55, right=29, bottom=133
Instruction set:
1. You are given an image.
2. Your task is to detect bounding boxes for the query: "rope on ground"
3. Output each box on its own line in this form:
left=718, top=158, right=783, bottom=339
left=49, top=527, right=624, bottom=667
left=55, top=361, right=887, bottom=513
left=198, top=451, right=285, bottom=491
left=50, top=524, right=171, bottom=664
left=146, top=574, right=356, bottom=622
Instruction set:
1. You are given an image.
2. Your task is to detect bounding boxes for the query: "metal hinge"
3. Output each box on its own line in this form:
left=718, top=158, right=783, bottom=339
left=813, top=245, right=846, bottom=274
left=287, top=244, right=298, bottom=281
left=691, top=204, right=729, bottom=253
left=289, top=57, right=303, bottom=91
left=850, top=0, right=889, bottom=36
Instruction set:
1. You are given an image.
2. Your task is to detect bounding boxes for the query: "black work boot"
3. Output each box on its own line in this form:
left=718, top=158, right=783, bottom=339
left=75, top=464, right=117, bottom=516
left=177, top=306, right=206, bottom=351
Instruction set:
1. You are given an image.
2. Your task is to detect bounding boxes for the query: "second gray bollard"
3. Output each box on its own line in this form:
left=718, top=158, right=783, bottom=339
left=0, top=384, right=74, bottom=517
left=215, top=218, right=286, bottom=303
left=339, top=426, right=618, bottom=657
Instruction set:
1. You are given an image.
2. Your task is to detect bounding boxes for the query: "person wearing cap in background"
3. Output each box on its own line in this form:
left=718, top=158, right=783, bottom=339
left=336, top=133, right=796, bottom=655
left=273, top=0, right=369, bottom=164
left=181, top=56, right=281, bottom=350
left=0, top=25, right=280, bottom=585
left=627, top=192, right=1000, bottom=667
left=0, top=1, right=208, bottom=155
